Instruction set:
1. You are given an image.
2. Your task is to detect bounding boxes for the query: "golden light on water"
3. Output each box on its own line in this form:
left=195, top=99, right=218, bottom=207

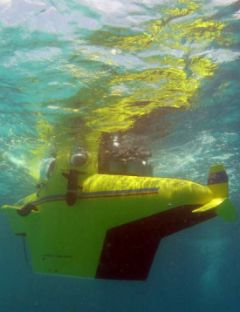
left=33, top=0, right=227, bottom=169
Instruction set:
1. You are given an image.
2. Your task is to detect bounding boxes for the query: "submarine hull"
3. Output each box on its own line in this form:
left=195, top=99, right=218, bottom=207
left=3, top=174, right=218, bottom=280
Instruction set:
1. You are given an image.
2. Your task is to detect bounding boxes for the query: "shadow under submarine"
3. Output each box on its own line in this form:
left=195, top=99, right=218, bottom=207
left=1, top=138, right=238, bottom=281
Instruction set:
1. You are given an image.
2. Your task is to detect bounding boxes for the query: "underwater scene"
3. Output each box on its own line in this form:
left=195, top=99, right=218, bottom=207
left=0, top=0, right=240, bottom=311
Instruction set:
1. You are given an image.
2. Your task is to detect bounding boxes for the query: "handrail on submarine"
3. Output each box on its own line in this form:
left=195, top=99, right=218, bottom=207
left=17, top=187, right=160, bottom=216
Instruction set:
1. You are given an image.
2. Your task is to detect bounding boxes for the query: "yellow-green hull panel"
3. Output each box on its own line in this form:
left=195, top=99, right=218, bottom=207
left=2, top=170, right=236, bottom=279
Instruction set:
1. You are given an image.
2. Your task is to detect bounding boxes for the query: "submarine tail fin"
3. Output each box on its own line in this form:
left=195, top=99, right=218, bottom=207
left=208, top=164, right=228, bottom=198
left=192, top=198, right=238, bottom=221
left=208, top=164, right=237, bottom=221
left=216, top=198, right=238, bottom=222
left=193, top=164, right=238, bottom=221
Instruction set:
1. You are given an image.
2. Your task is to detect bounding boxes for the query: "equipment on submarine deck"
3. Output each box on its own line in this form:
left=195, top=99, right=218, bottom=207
left=1, top=134, right=238, bottom=280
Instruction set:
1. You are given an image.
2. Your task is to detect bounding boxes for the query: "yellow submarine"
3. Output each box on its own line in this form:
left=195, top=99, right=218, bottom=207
left=1, top=136, right=238, bottom=280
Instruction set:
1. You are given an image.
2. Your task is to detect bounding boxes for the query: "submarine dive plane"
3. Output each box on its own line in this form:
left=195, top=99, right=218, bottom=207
left=1, top=143, right=238, bottom=280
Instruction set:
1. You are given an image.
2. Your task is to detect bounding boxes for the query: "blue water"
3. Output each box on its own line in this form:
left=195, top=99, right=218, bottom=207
left=0, top=0, right=240, bottom=311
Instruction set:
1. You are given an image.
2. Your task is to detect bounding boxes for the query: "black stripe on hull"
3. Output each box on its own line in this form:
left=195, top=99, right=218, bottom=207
left=96, top=205, right=216, bottom=280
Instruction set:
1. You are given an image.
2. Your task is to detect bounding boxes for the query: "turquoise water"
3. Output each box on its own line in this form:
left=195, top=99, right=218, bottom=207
left=0, top=0, right=240, bottom=311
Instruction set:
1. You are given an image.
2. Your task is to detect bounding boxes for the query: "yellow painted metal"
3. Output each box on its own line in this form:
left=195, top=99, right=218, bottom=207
left=1, top=164, right=237, bottom=278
